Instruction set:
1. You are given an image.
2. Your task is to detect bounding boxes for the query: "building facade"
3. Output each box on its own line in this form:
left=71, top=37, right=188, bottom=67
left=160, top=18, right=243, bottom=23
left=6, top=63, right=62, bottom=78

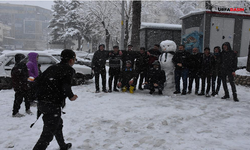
left=0, top=3, right=52, bottom=50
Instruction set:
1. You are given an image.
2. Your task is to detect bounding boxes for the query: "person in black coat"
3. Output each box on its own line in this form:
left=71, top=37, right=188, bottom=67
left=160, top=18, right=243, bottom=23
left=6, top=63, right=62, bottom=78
left=11, top=53, right=31, bottom=117
left=147, top=44, right=162, bottom=67
left=134, top=47, right=149, bottom=90
left=220, top=42, right=239, bottom=102
left=211, top=46, right=222, bottom=96
left=172, top=45, right=190, bottom=95
left=121, top=44, right=136, bottom=69
left=117, top=60, right=137, bottom=93
left=198, top=47, right=215, bottom=97
left=108, top=45, right=122, bottom=92
left=33, top=49, right=78, bottom=150
left=92, top=44, right=109, bottom=93
left=187, top=47, right=202, bottom=95
left=145, top=60, right=166, bottom=95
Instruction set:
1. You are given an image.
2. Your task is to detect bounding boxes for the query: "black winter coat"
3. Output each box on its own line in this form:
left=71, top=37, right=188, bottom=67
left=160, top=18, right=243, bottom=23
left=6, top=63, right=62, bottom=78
left=11, top=59, right=29, bottom=92
left=135, top=52, right=149, bottom=72
left=91, top=50, right=109, bottom=69
left=220, top=42, right=238, bottom=74
left=146, top=67, right=166, bottom=84
left=36, top=62, right=75, bottom=108
left=189, top=53, right=202, bottom=75
left=172, top=50, right=190, bottom=69
left=121, top=51, right=137, bottom=68
left=109, top=51, right=122, bottom=69
left=200, top=54, right=215, bottom=76
left=119, top=67, right=137, bottom=84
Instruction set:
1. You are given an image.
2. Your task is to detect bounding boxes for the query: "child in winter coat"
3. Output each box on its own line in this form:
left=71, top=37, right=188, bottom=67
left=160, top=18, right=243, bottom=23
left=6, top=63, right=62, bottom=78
left=11, top=53, right=32, bottom=117
left=26, top=52, right=39, bottom=107
left=117, top=60, right=137, bottom=93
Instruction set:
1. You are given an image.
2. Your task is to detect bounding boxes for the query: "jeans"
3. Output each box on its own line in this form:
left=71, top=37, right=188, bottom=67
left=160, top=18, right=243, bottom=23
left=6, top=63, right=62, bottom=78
left=174, top=68, right=189, bottom=92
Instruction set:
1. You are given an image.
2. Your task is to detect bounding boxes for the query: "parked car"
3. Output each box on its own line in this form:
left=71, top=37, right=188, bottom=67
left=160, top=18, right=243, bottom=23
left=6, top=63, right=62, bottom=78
left=0, top=50, right=93, bottom=90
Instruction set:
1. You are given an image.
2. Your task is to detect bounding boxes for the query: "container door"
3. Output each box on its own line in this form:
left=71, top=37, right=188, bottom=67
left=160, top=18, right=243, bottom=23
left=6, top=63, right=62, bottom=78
left=210, top=17, right=235, bottom=51
left=240, top=19, right=250, bottom=56
left=222, top=18, right=235, bottom=48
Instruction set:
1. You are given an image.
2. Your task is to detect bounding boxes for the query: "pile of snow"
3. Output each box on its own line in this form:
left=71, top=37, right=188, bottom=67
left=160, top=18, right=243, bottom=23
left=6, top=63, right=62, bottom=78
left=236, top=69, right=250, bottom=76
left=1, top=78, right=250, bottom=149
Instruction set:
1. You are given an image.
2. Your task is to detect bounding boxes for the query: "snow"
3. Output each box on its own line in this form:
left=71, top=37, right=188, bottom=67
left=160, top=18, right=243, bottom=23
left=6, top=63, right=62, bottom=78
left=236, top=69, right=250, bottom=76
left=1, top=74, right=250, bottom=150
left=141, top=22, right=182, bottom=30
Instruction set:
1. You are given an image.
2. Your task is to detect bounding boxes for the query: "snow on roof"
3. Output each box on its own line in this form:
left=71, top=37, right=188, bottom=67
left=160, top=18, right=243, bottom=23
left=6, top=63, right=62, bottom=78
left=180, top=10, right=250, bottom=20
left=140, top=22, right=182, bottom=30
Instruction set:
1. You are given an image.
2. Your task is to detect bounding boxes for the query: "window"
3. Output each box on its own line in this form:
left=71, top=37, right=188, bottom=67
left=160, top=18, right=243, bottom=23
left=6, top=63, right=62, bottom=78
left=38, top=56, right=55, bottom=65
left=5, top=57, right=15, bottom=67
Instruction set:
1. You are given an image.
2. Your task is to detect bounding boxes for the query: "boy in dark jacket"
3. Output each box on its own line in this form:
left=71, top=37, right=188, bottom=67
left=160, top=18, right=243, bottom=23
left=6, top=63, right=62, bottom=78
left=11, top=54, right=31, bottom=117
left=172, top=45, right=190, bottom=95
left=145, top=60, right=166, bottom=95
left=33, top=49, right=78, bottom=150
left=188, top=47, right=202, bottom=95
left=134, top=47, right=149, bottom=90
left=108, top=45, right=122, bottom=92
left=220, top=42, right=239, bottom=102
left=211, top=46, right=222, bottom=96
left=117, top=60, right=137, bottom=93
left=198, top=47, right=215, bottom=97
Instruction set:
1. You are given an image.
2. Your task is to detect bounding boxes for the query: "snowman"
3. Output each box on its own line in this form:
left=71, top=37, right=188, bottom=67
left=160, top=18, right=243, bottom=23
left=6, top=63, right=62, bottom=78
left=159, top=40, right=176, bottom=89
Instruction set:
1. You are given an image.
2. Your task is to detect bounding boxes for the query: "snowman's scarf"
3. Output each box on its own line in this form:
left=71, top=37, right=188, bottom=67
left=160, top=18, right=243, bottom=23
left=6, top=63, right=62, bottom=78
left=159, top=51, right=175, bottom=62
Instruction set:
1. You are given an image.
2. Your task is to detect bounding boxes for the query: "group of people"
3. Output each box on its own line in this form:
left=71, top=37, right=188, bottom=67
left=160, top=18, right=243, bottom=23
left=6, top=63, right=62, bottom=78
left=9, top=41, right=239, bottom=149
left=172, top=42, right=239, bottom=102
left=11, top=49, right=77, bottom=150
left=91, top=44, right=166, bottom=95
left=92, top=42, right=239, bottom=102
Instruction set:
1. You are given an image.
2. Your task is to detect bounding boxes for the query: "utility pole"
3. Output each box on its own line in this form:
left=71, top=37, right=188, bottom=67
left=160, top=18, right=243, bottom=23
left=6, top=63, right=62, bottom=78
left=120, top=0, right=125, bottom=50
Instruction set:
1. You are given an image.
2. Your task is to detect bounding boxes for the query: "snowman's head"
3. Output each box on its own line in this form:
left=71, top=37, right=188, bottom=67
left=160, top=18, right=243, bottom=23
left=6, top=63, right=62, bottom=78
left=160, top=40, right=177, bottom=52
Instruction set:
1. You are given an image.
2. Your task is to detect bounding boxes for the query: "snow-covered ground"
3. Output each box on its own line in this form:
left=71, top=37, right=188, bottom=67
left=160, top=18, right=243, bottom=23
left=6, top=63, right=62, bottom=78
left=1, top=79, right=250, bottom=150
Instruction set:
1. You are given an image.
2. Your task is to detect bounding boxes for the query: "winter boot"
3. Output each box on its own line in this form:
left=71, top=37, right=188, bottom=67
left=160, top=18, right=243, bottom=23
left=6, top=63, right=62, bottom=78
left=60, top=143, right=72, bottom=150
left=122, top=86, right=127, bottom=92
left=211, top=92, right=216, bottom=96
left=181, top=91, right=186, bottom=95
left=129, top=86, right=135, bottom=94
left=149, top=89, right=155, bottom=94
left=113, top=88, right=119, bottom=92
left=95, top=89, right=100, bottom=93
left=158, top=90, right=163, bottom=95
left=108, top=89, right=112, bottom=93
left=12, top=112, right=25, bottom=118
left=187, top=90, right=191, bottom=94
left=233, top=93, right=239, bottom=102
left=102, top=89, right=108, bottom=93
left=221, top=95, right=230, bottom=99
left=26, top=109, right=33, bottom=115
left=173, top=91, right=181, bottom=94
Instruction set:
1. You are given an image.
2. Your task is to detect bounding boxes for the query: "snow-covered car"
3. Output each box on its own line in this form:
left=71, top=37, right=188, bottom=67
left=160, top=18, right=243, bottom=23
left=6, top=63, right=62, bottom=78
left=0, top=50, right=93, bottom=90
left=45, top=50, right=92, bottom=68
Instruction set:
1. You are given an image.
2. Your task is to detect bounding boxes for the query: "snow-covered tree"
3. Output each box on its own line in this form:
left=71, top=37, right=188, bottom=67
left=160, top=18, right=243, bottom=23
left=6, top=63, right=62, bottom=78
left=48, top=0, right=69, bottom=48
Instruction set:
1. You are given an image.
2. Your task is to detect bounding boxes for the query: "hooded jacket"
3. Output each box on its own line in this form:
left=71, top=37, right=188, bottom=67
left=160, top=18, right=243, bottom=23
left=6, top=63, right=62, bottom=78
left=220, top=42, right=238, bottom=73
left=26, top=52, right=39, bottom=78
left=11, top=54, right=29, bottom=91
